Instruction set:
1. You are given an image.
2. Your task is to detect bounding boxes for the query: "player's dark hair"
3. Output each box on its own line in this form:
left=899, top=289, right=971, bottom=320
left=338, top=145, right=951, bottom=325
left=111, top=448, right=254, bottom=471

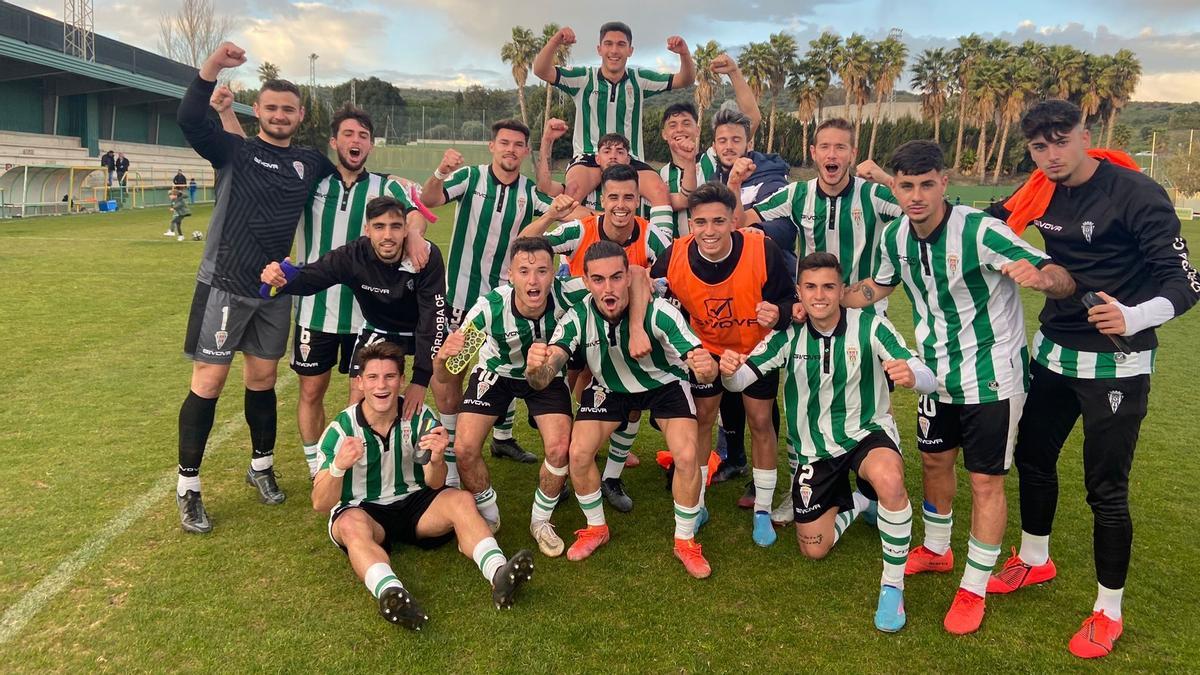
left=600, top=163, right=639, bottom=191
left=596, top=133, right=630, bottom=152
left=354, top=341, right=405, bottom=375
left=509, top=236, right=554, bottom=261
left=258, top=79, right=302, bottom=100
left=888, top=140, right=945, bottom=175
left=1020, top=99, right=1084, bottom=142
left=492, top=118, right=531, bottom=142
left=662, top=102, right=698, bottom=125
left=712, top=107, right=751, bottom=138
left=365, top=195, right=409, bottom=220
left=583, top=240, right=628, bottom=273
left=331, top=103, right=374, bottom=137
left=687, top=181, right=736, bottom=212
left=599, top=21, right=632, bottom=43
left=797, top=252, right=843, bottom=279
left=813, top=117, right=854, bottom=145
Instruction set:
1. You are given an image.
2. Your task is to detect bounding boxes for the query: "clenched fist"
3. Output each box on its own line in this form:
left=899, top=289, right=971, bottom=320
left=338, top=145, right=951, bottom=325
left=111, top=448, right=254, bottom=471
left=718, top=349, right=746, bottom=377
left=436, top=330, right=466, bottom=362
left=210, top=85, right=234, bottom=114
left=526, top=341, right=552, bottom=372
left=688, top=349, right=717, bottom=384
left=728, top=157, right=756, bottom=187
left=882, top=359, right=915, bottom=389
left=666, top=36, right=689, bottom=55
left=544, top=118, right=570, bottom=143
left=710, top=53, right=739, bottom=75
left=437, top=149, right=464, bottom=176
left=548, top=193, right=578, bottom=220
left=334, top=436, right=365, bottom=471
left=555, top=26, right=577, bottom=46
left=755, top=301, right=779, bottom=328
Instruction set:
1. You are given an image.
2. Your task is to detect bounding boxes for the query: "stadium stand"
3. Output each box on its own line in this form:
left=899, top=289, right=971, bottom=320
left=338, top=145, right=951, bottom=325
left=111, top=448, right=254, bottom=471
left=0, top=1, right=252, bottom=217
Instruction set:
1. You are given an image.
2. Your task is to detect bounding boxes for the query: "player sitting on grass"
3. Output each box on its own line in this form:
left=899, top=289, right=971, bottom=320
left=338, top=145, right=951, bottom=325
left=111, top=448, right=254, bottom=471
left=526, top=241, right=719, bottom=578
left=312, top=341, right=533, bottom=630
left=722, top=252, right=935, bottom=632
left=432, top=234, right=588, bottom=548
left=532, top=21, right=691, bottom=225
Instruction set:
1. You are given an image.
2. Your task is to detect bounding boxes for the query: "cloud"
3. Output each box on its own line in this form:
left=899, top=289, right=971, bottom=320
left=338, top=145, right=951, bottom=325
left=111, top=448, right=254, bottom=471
left=1135, top=72, right=1200, bottom=102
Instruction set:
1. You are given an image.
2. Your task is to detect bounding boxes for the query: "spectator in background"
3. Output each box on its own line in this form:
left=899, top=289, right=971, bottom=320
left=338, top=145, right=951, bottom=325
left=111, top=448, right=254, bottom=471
left=174, top=169, right=187, bottom=189
left=116, top=153, right=130, bottom=186
left=188, top=177, right=198, bottom=203
left=101, top=150, right=116, bottom=186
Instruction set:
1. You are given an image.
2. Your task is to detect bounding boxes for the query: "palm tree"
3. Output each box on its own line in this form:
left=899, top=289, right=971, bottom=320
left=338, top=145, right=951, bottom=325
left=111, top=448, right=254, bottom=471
left=911, top=48, right=952, bottom=142
left=789, top=58, right=829, bottom=166
left=1016, top=40, right=1048, bottom=95
left=257, top=61, right=280, bottom=83
left=866, top=35, right=907, bottom=160
left=835, top=33, right=873, bottom=143
left=950, top=33, right=984, bottom=171
left=978, top=39, right=1014, bottom=172
left=738, top=41, right=772, bottom=143
left=500, top=26, right=538, bottom=125
left=538, top=23, right=572, bottom=126
left=807, top=31, right=841, bottom=122
left=692, top=41, right=722, bottom=128
left=991, top=55, right=1039, bottom=183
left=1045, top=44, right=1086, bottom=100
left=765, top=32, right=799, bottom=153
left=1101, top=49, right=1141, bottom=147
left=969, top=55, right=1006, bottom=182
left=1079, top=54, right=1110, bottom=136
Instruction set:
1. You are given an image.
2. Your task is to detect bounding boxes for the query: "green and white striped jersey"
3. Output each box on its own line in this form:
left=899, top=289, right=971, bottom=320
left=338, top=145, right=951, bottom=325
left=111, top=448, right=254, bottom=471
left=659, top=162, right=692, bottom=237
left=553, top=65, right=673, bottom=159
left=745, top=308, right=913, bottom=464
left=875, top=204, right=1047, bottom=404
left=316, top=401, right=441, bottom=508
left=550, top=297, right=702, bottom=393
left=754, top=177, right=902, bottom=285
left=545, top=217, right=672, bottom=262
left=296, top=172, right=414, bottom=333
left=697, top=148, right=720, bottom=183
left=442, top=165, right=554, bottom=315
left=1032, top=330, right=1156, bottom=379
left=463, top=276, right=588, bottom=378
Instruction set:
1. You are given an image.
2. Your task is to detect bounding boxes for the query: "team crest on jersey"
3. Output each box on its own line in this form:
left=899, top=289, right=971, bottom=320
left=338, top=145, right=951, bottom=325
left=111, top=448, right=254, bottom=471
left=918, top=417, right=931, bottom=438
left=406, top=279, right=415, bottom=291
left=799, top=484, right=813, bottom=508
left=987, top=380, right=1000, bottom=392
left=846, top=345, right=859, bottom=366
left=947, top=254, right=959, bottom=274
left=292, top=161, right=305, bottom=179
left=750, top=339, right=770, bottom=357
left=299, top=343, right=311, bottom=361
left=851, top=207, right=864, bottom=224
left=1082, top=221, right=1095, bottom=243
left=214, top=330, right=228, bottom=349
left=1107, top=390, right=1124, bottom=413
left=516, top=195, right=527, bottom=210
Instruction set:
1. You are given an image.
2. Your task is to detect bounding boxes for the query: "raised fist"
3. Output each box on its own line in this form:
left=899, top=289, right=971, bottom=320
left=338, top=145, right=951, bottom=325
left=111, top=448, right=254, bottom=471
left=334, top=436, right=364, bottom=471
left=526, top=341, right=551, bottom=372
left=204, top=42, right=246, bottom=72
left=210, top=85, right=234, bottom=114
left=436, top=330, right=466, bottom=362
left=438, top=149, right=464, bottom=176
left=544, top=118, right=570, bottom=143
left=549, top=193, right=578, bottom=220
left=710, top=53, right=739, bottom=75
left=728, top=157, right=756, bottom=186
left=688, top=349, right=717, bottom=383
left=666, top=36, right=689, bottom=55
left=718, top=349, right=746, bottom=377
left=556, top=27, right=577, bottom=46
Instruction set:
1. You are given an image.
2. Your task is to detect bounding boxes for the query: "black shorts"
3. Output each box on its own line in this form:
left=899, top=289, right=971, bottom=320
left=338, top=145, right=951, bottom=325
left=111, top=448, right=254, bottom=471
left=348, top=328, right=415, bottom=377
left=916, top=394, right=1025, bottom=475
left=567, top=154, right=653, bottom=173
left=460, top=367, right=573, bottom=418
left=690, top=354, right=780, bottom=400
left=291, top=325, right=358, bottom=376
left=576, top=379, right=695, bottom=423
left=792, top=430, right=899, bottom=524
left=184, top=282, right=291, bottom=364
left=328, top=486, right=455, bottom=553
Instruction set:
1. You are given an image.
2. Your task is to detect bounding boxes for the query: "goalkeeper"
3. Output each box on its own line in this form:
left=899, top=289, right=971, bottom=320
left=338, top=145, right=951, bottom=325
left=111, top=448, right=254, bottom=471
left=260, top=195, right=451, bottom=421
left=431, top=235, right=588, bottom=545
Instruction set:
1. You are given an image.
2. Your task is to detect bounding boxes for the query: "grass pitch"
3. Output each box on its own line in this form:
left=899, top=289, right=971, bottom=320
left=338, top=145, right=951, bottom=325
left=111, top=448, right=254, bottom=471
left=0, top=203, right=1197, bottom=672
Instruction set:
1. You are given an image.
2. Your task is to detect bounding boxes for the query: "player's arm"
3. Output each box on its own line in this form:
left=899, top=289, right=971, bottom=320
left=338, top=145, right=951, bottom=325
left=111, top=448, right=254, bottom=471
left=261, top=246, right=351, bottom=296
left=870, top=317, right=937, bottom=394
left=979, top=219, right=1075, bottom=299
left=726, top=157, right=755, bottom=227
left=406, top=245, right=448, bottom=418
left=414, top=408, right=449, bottom=488
left=1114, top=190, right=1200, bottom=331
left=666, top=36, right=695, bottom=89
left=537, top=118, right=570, bottom=196
left=521, top=194, right=578, bottom=238
left=209, top=85, right=245, bottom=138
left=527, top=344, right=571, bottom=391
left=855, top=160, right=895, bottom=190
left=311, top=430, right=362, bottom=512
left=842, top=278, right=895, bottom=308
left=420, top=149, right=465, bottom=208
left=627, top=265, right=652, bottom=359
left=533, top=26, right=575, bottom=84
left=723, top=329, right=789, bottom=390
left=711, top=53, right=761, bottom=140
left=178, top=42, right=246, bottom=168
left=761, top=239, right=798, bottom=330
left=1001, top=259, right=1076, bottom=299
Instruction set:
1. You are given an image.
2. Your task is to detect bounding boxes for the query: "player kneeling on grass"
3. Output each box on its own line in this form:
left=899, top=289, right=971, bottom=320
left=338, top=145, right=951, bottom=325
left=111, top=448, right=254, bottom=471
left=432, top=236, right=587, bottom=552
left=313, top=342, right=533, bottom=630
left=721, top=252, right=935, bottom=631
left=526, top=240, right=719, bottom=578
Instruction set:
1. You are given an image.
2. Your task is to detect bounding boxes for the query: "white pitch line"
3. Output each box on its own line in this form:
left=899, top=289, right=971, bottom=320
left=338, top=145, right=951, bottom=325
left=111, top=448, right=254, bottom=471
left=0, top=380, right=293, bottom=645
left=0, top=236, right=199, bottom=243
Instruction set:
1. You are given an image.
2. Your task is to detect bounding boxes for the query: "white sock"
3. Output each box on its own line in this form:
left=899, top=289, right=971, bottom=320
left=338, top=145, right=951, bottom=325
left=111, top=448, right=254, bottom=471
left=440, top=413, right=457, bottom=445
left=603, top=420, right=639, bottom=480
left=786, top=445, right=799, bottom=482
left=302, top=442, right=320, bottom=478
left=699, top=463, right=709, bottom=509
left=441, top=413, right=460, bottom=487
left=577, top=489, right=606, bottom=527
left=1094, top=583, right=1124, bottom=620
left=833, top=507, right=860, bottom=545
left=176, top=475, right=200, bottom=497
left=752, top=467, right=776, bottom=513
left=877, top=502, right=913, bottom=590
left=673, top=501, right=701, bottom=540
left=960, top=534, right=1001, bottom=597
left=474, top=487, right=499, bottom=524
left=364, top=561, right=403, bottom=599
left=852, top=490, right=872, bottom=514
left=492, top=402, right=516, bottom=441
left=250, top=455, right=273, bottom=471
left=472, top=537, right=506, bottom=584
left=922, top=503, right=953, bottom=555
left=531, top=487, right=558, bottom=524
left=1018, top=531, right=1050, bottom=566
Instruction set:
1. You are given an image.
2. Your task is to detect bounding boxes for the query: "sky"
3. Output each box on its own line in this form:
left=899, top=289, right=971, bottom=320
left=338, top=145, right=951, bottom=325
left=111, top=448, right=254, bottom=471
left=18, top=0, right=1200, bottom=101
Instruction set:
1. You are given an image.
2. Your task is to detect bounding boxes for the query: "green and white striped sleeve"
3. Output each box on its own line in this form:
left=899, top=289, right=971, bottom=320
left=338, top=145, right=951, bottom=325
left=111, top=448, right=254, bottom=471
left=874, top=221, right=902, bottom=286
left=645, top=222, right=673, bottom=261
left=870, top=183, right=903, bottom=220
left=554, top=65, right=590, bottom=96
left=531, top=188, right=554, bottom=215
left=317, top=411, right=354, bottom=471
left=870, top=315, right=914, bottom=361
left=754, top=183, right=799, bottom=225
left=746, top=327, right=795, bottom=375
left=462, top=293, right=493, bottom=333
left=382, top=178, right=417, bottom=209
left=443, top=166, right=472, bottom=201
left=976, top=215, right=1049, bottom=271
left=635, top=67, right=673, bottom=97
left=550, top=304, right=584, bottom=354
left=545, top=220, right=585, bottom=254
left=554, top=276, right=589, bottom=309
left=651, top=301, right=702, bottom=358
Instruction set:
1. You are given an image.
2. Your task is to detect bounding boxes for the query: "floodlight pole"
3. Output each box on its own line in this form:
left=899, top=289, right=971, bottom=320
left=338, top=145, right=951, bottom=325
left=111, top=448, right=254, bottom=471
left=63, top=0, right=95, bottom=61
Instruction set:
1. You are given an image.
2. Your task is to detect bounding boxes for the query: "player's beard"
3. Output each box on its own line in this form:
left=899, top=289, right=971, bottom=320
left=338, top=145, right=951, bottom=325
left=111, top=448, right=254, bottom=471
left=260, top=121, right=297, bottom=142
left=338, top=148, right=367, bottom=172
